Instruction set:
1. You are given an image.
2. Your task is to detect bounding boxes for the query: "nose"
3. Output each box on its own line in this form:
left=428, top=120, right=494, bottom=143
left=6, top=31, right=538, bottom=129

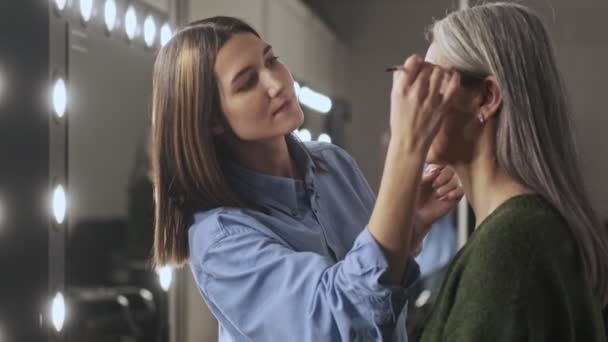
left=262, top=70, right=285, bottom=98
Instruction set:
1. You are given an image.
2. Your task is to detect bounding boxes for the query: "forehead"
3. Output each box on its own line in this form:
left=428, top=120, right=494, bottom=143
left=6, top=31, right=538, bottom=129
left=215, top=32, right=265, bottom=77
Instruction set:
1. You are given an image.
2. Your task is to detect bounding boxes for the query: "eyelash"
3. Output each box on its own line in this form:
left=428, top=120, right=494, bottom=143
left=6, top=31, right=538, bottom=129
left=238, top=56, right=280, bottom=92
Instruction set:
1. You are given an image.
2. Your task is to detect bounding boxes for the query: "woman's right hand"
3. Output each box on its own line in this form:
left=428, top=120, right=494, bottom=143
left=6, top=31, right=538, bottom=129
left=389, top=54, right=460, bottom=154
left=369, top=55, right=461, bottom=284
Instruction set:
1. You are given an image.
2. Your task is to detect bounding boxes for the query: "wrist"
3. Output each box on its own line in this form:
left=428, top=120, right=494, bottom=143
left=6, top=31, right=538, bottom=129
left=387, top=135, right=429, bottom=161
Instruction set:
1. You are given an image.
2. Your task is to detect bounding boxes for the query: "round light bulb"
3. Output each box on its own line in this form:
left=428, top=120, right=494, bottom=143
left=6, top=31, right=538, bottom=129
left=104, top=0, right=117, bottom=31
left=125, top=6, right=137, bottom=40
left=299, top=86, right=332, bottom=113
left=52, top=185, right=67, bottom=225
left=51, top=292, right=66, bottom=332
left=294, top=82, right=301, bottom=99
left=156, top=266, right=173, bottom=292
left=80, top=0, right=94, bottom=22
left=117, top=295, right=129, bottom=307
left=297, top=129, right=312, bottom=142
left=52, top=78, right=67, bottom=118
left=139, top=289, right=153, bottom=301
left=160, top=23, right=173, bottom=46
left=55, top=0, right=67, bottom=11
left=317, top=133, right=332, bottom=143
left=144, top=16, right=157, bottom=47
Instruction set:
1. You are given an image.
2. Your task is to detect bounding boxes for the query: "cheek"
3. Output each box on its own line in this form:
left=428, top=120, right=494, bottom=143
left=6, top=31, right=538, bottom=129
left=427, top=111, right=471, bottom=163
left=222, top=90, right=268, bottom=125
left=427, top=122, right=450, bottom=163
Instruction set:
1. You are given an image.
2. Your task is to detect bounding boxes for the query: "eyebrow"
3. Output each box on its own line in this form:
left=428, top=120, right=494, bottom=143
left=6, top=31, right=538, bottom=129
left=230, top=44, right=273, bottom=86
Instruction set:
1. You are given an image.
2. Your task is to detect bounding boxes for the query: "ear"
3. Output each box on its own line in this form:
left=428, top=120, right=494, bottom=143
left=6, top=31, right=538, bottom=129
left=478, top=75, right=502, bottom=120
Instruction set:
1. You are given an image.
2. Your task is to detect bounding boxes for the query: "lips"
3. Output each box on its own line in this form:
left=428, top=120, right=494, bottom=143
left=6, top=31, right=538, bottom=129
left=272, top=97, right=293, bottom=115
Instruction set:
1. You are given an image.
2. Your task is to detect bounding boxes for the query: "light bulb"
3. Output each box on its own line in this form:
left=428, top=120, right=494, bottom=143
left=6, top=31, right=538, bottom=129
left=55, top=0, right=67, bottom=11
left=160, top=23, right=173, bottom=46
left=52, top=185, right=67, bottom=225
left=104, top=0, right=117, bottom=31
left=299, top=86, right=332, bottom=113
left=52, top=78, right=67, bottom=118
left=144, top=16, right=157, bottom=47
left=297, top=129, right=312, bottom=142
left=125, top=6, right=137, bottom=40
left=156, top=266, right=173, bottom=292
left=80, top=0, right=94, bottom=22
left=317, top=133, right=332, bottom=143
left=51, top=292, right=66, bottom=332
left=294, top=81, right=301, bottom=99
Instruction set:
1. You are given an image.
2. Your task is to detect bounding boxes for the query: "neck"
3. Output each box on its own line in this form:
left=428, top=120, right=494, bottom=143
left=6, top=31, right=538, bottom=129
left=452, top=135, right=531, bottom=228
left=225, top=135, right=301, bottom=180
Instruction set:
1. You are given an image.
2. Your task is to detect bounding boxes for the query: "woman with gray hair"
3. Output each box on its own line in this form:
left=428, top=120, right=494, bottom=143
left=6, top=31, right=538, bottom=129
left=417, top=2, right=608, bottom=341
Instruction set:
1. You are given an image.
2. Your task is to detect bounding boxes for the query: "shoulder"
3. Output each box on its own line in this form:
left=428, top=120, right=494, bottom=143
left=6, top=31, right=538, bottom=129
left=304, top=141, right=363, bottom=175
left=469, top=195, right=575, bottom=269
left=304, top=141, right=354, bottom=162
left=188, top=207, right=272, bottom=261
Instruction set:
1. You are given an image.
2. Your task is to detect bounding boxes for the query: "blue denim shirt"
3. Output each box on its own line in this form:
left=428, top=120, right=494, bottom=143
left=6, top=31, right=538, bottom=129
left=188, top=139, right=420, bottom=341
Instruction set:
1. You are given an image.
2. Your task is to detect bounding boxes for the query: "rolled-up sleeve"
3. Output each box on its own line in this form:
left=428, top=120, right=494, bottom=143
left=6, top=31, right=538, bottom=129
left=192, top=213, right=420, bottom=342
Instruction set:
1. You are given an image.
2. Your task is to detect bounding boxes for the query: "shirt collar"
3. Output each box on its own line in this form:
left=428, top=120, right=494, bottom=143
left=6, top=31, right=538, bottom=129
left=225, top=138, right=316, bottom=213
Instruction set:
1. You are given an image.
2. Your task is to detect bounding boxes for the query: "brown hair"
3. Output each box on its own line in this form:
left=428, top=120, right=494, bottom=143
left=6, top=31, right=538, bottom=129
left=151, top=17, right=265, bottom=267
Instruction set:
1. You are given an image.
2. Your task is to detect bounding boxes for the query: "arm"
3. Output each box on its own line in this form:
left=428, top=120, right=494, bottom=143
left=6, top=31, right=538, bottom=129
left=369, top=55, right=460, bottom=283
left=193, top=213, right=420, bottom=341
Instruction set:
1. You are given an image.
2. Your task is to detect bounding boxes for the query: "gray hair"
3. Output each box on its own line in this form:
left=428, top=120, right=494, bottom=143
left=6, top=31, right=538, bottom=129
left=430, top=2, right=608, bottom=305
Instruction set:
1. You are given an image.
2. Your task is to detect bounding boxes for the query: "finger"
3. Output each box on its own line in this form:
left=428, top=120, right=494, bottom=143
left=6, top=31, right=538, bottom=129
left=425, top=66, right=446, bottom=109
left=439, top=69, right=451, bottom=95
left=424, top=163, right=444, bottom=174
left=421, top=167, right=442, bottom=184
left=400, top=54, right=425, bottom=89
left=432, top=167, right=455, bottom=188
left=440, top=71, right=460, bottom=107
left=435, top=177, right=460, bottom=197
left=440, top=187, right=465, bottom=201
left=411, top=64, right=434, bottom=102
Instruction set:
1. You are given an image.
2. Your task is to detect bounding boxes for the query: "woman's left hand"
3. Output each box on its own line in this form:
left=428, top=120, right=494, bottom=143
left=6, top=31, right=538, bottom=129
left=412, top=165, right=464, bottom=253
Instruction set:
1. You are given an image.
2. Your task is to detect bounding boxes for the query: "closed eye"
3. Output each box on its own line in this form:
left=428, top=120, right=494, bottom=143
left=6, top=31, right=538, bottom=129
left=237, top=56, right=280, bottom=92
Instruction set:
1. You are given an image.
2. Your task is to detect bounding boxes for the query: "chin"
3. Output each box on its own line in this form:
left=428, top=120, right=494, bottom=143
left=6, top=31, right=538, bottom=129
left=287, top=107, right=305, bottom=131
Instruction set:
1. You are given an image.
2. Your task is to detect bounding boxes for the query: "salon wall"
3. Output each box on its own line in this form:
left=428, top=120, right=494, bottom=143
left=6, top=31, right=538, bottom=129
left=524, top=0, right=608, bottom=221
left=178, top=1, right=349, bottom=341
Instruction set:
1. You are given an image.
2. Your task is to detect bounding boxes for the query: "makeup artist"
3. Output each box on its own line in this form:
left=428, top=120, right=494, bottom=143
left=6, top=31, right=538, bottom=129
left=149, top=16, right=463, bottom=341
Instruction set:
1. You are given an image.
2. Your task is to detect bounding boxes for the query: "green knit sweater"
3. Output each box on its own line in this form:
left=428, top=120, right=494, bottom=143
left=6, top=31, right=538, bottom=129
left=420, top=194, right=607, bottom=342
